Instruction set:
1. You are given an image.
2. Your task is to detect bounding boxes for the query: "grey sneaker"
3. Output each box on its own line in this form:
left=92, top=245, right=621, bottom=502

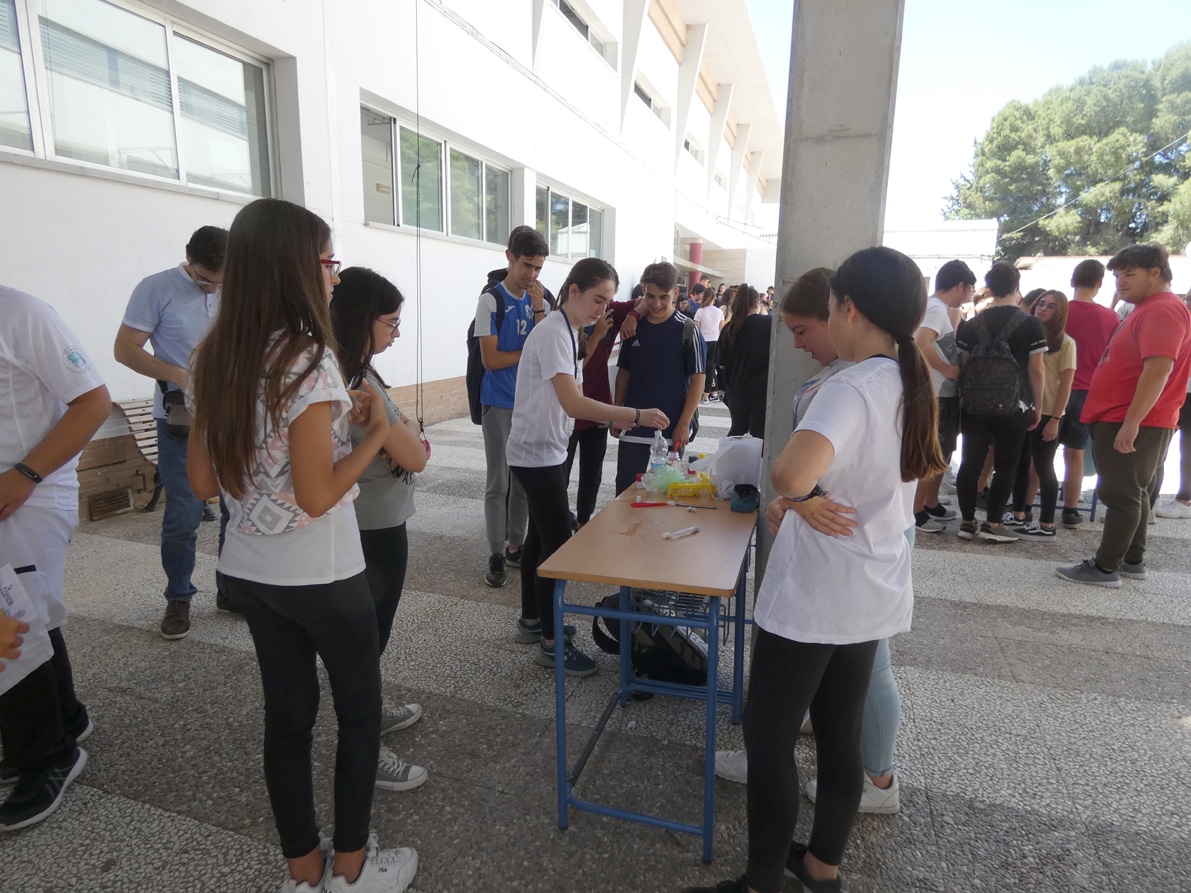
left=1120, top=560, right=1147, bottom=580
left=957, top=520, right=978, bottom=540
left=375, top=747, right=427, bottom=792
left=976, top=522, right=1019, bottom=543
left=512, top=617, right=576, bottom=644
left=379, top=703, right=422, bottom=736
left=535, top=638, right=597, bottom=677
left=805, top=773, right=901, bottom=814
left=1056, top=559, right=1121, bottom=588
left=160, top=599, right=191, bottom=640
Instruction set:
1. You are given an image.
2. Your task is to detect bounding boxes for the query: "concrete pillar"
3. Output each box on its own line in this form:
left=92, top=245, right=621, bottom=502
left=756, top=0, right=906, bottom=579
left=688, top=241, right=703, bottom=289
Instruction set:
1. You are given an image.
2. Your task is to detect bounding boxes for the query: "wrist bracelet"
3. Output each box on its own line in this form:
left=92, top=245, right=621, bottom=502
left=788, top=484, right=823, bottom=503
left=633, top=408, right=641, bottom=426
left=533, top=308, right=546, bottom=315
left=14, top=463, right=43, bottom=484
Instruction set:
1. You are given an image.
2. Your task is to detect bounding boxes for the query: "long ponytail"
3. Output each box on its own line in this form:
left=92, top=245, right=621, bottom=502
left=830, top=247, right=946, bottom=482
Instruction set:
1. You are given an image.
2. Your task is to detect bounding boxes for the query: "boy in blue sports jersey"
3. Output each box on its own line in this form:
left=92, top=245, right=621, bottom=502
left=473, top=228, right=549, bottom=588
left=613, top=262, right=706, bottom=495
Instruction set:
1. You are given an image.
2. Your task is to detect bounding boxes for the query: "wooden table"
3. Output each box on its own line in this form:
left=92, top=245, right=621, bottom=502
left=538, top=487, right=757, bottom=862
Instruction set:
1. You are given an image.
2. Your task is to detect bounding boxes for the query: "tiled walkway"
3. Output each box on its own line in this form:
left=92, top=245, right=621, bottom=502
left=3, top=402, right=1189, bottom=891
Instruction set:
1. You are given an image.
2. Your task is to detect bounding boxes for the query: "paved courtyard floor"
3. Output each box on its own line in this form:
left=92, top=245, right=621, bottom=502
left=2, top=400, right=1189, bottom=892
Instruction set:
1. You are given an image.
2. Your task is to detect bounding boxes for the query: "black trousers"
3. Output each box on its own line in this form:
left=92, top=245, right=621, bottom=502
left=0, top=627, right=85, bottom=771
left=510, top=464, right=573, bottom=636
left=728, top=403, right=766, bottom=439
left=744, top=629, right=878, bottom=893
left=227, top=572, right=381, bottom=857
left=360, top=523, right=408, bottom=654
left=1012, top=417, right=1062, bottom=524
left=957, top=413, right=1029, bottom=522
left=614, top=441, right=651, bottom=498
left=565, top=426, right=609, bottom=525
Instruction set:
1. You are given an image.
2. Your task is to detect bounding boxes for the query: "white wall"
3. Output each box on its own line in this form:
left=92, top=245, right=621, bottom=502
left=3, top=0, right=779, bottom=405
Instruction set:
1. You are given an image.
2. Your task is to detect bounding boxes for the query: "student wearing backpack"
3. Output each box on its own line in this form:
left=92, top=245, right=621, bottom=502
left=472, top=228, right=550, bottom=589
left=612, top=262, right=706, bottom=496
left=954, top=262, right=1047, bottom=543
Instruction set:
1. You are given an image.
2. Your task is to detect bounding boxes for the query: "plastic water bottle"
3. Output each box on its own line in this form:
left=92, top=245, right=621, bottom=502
left=649, top=429, right=669, bottom=474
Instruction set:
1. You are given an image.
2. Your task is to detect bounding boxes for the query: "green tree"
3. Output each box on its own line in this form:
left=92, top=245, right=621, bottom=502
left=946, top=43, right=1191, bottom=261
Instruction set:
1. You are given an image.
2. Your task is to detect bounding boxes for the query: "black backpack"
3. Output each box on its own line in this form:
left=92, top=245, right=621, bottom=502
left=959, top=311, right=1030, bottom=417
left=591, top=590, right=709, bottom=687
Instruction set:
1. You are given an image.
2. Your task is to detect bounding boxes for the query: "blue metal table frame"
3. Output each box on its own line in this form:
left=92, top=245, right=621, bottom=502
left=539, top=494, right=755, bottom=863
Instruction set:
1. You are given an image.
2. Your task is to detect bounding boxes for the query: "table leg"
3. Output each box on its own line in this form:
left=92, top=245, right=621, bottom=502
left=732, top=562, right=747, bottom=725
left=618, top=585, right=632, bottom=705
left=703, top=595, right=720, bottom=862
left=554, top=578, right=569, bottom=830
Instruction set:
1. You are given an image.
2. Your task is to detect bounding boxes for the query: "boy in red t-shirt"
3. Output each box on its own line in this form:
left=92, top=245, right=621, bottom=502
left=1057, top=244, right=1191, bottom=587
left=1057, top=259, right=1120, bottom=527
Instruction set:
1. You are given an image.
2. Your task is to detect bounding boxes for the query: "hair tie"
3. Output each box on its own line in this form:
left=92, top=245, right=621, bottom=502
left=897, top=336, right=914, bottom=347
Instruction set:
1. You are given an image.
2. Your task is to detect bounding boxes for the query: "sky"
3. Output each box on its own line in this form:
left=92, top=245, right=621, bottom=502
left=744, top=0, right=1191, bottom=229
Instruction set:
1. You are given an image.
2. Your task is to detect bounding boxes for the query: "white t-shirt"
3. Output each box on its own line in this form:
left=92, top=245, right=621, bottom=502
left=506, top=310, right=582, bottom=468
left=694, top=305, right=723, bottom=343
left=755, top=359, right=915, bottom=645
left=0, top=286, right=107, bottom=513
left=212, top=342, right=365, bottom=586
left=919, top=296, right=958, bottom=398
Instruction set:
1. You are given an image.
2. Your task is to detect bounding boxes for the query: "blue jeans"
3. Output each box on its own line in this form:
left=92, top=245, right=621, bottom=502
left=156, top=420, right=203, bottom=602
left=860, top=638, right=900, bottom=777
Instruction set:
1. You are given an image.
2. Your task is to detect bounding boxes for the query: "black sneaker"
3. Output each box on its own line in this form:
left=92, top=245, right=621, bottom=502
left=0, top=747, right=87, bottom=831
left=1061, top=509, right=1084, bottom=528
left=215, top=591, right=241, bottom=614
left=160, top=599, right=191, bottom=640
left=484, top=553, right=506, bottom=588
left=785, top=843, right=843, bottom=892
left=0, top=716, right=90, bottom=788
left=503, top=546, right=523, bottom=568
left=1018, top=523, right=1057, bottom=540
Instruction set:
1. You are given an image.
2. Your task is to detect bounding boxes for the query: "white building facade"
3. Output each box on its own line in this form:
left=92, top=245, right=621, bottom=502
left=2, top=0, right=782, bottom=414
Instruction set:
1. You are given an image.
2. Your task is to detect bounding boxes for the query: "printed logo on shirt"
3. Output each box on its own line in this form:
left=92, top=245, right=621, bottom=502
left=62, top=347, right=90, bottom=373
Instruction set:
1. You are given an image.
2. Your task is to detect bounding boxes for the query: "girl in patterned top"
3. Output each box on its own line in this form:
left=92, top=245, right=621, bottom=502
left=188, top=199, right=418, bottom=893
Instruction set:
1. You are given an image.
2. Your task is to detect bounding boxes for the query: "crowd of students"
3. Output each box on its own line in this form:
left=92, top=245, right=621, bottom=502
left=3, top=200, right=1189, bottom=893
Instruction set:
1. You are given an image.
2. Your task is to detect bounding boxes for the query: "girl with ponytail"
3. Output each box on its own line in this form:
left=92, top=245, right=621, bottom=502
left=685, top=247, right=943, bottom=893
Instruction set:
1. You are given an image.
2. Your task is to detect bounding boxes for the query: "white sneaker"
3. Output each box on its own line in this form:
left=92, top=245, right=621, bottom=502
left=1155, top=500, right=1191, bottom=519
left=804, top=773, right=900, bottom=815
left=280, top=875, right=326, bottom=893
left=326, top=834, right=417, bottom=893
left=714, top=749, right=748, bottom=784
left=375, top=747, right=427, bottom=792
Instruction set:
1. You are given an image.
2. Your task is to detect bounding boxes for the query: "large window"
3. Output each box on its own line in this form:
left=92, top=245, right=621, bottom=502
left=1, top=0, right=271, bottom=195
left=362, top=107, right=510, bottom=245
left=536, top=184, right=604, bottom=260
left=548, top=0, right=610, bottom=63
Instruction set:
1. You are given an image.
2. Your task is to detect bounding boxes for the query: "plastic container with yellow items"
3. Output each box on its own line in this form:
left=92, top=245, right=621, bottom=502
left=668, top=472, right=715, bottom=500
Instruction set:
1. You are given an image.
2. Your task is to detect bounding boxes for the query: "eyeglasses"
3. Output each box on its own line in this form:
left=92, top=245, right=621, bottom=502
left=376, top=316, right=401, bottom=333
left=320, top=259, right=342, bottom=276
left=1036, top=302, right=1059, bottom=311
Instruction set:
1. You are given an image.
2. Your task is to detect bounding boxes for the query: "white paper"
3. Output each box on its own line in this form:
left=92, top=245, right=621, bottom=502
left=0, top=564, right=55, bottom=697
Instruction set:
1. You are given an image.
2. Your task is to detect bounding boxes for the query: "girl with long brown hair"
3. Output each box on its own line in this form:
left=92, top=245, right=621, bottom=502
left=188, top=198, right=418, bottom=893
left=686, top=247, right=944, bottom=893
left=1007, top=288, right=1076, bottom=538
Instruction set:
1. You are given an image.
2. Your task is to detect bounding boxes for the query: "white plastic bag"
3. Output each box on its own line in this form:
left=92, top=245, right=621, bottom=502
left=689, top=435, right=764, bottom=496
left=0, top=564, right=55, bottom=697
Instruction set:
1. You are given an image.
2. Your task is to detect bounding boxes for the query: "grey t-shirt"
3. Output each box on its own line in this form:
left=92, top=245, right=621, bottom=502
left=350, top=370, right=416, bottom=530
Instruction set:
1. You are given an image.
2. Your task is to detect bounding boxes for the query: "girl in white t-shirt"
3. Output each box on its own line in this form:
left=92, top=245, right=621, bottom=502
left=506, top=258, right=668, bottom=678
left=686, top=248, right=945, bottom=893
left=694, top=290, right=724, bottom=400
left=188, top=199, right=417, bottom=893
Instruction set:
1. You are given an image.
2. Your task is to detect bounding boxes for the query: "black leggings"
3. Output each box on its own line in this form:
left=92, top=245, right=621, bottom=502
left=227, top=572, right=381, bottom=857
left=957, top=413, right=1028, bottom=522
left=565, top=426, right=609, bottom=525
left=360, top=523, right=408, bottom=653
left=511, top=463, right=573, bottom=638
left=744, top=629, right=878, bottom=893
left=704, top=341, right=719, bottom=392
left=727, top=403, right=766, bottom=439
left=1012, top=418, right=1061, bottom=524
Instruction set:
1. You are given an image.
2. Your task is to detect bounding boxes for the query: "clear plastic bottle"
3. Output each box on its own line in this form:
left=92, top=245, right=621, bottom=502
left=649, top=429, right=669, bottom=475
